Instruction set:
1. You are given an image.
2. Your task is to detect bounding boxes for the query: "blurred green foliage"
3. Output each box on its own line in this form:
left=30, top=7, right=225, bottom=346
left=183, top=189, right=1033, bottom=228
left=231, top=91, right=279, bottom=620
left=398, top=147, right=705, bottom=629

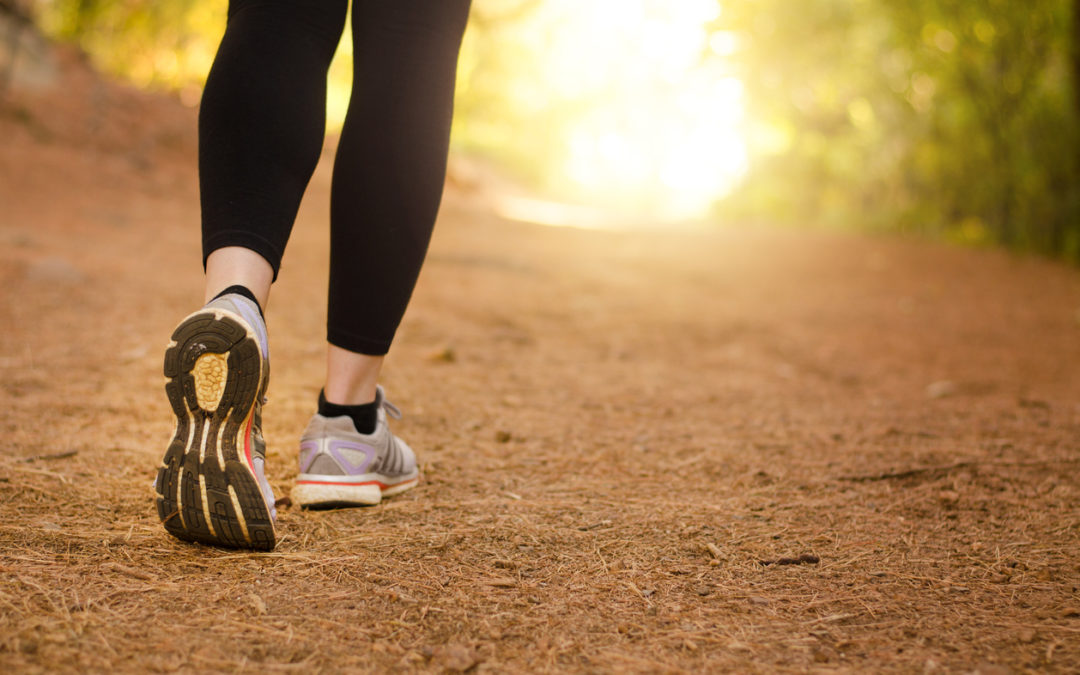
left=33, top=0, right=225, bottom=99
left=716, top=0, right=1080, bottom=259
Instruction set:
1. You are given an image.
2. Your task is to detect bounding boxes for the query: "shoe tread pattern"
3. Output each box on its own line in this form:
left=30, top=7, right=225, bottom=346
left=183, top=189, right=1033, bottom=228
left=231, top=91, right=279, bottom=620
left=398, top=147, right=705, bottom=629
left=156, top=311, right=275, bottom=550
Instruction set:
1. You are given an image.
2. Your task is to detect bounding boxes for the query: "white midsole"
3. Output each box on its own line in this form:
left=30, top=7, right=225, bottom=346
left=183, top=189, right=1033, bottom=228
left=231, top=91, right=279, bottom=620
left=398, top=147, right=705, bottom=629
left=292, top=474, right=419, bottom=506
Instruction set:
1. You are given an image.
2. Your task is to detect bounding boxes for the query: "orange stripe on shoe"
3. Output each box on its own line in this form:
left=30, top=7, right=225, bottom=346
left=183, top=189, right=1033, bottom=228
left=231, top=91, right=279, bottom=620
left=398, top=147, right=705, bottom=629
left=243, top=415, right=254, bottom=471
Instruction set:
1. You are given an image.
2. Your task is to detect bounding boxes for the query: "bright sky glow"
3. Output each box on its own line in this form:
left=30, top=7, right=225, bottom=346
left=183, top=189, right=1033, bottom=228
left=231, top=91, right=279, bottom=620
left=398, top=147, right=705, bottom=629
left=529, top=0, right=748, bottom=221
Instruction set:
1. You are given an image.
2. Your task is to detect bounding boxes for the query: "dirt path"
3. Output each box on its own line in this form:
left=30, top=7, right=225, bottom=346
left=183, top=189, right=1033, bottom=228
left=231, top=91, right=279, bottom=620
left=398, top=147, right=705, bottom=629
left=2, top=56, right=1080, bottom=673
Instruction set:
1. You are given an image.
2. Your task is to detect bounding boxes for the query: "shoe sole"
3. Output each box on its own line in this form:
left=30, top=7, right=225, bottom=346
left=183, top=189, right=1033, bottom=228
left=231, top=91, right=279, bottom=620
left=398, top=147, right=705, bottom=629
left=292, top=473, right=419, bottom=508
left=155, top=308, right=276, bottom=550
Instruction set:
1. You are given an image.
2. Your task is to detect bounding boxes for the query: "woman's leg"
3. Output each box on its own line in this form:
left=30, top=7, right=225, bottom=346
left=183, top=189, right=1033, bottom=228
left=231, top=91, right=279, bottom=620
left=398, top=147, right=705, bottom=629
left=291, top=0, right=470, bottom=509
left=322, top=0, right=472, bottom=406
left=199, top=0, right=348, bottom=290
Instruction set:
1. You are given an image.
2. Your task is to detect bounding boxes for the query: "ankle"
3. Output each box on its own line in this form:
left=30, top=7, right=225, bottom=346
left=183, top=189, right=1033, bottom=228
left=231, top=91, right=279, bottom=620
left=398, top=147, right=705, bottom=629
left=324, top=343, right=384, bottom=405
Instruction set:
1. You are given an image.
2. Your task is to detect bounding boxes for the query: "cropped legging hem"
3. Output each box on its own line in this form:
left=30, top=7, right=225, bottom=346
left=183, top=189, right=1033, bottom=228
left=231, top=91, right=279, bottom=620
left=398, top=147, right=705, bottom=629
left=327, top=328, right=392, bottom=357
left=202, top=231, right=284, bottom=281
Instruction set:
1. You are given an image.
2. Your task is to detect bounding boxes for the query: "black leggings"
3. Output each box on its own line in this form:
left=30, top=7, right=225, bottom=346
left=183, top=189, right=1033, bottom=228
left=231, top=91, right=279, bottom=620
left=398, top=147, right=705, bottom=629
left=199, top=0, right=471, bottom=355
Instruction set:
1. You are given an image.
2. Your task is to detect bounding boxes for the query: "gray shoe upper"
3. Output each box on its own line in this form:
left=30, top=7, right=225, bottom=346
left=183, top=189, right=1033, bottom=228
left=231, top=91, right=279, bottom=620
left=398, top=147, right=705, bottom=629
left=298, top=386, right=417, bottom=480
left=205, top=293, right=269, bottom=362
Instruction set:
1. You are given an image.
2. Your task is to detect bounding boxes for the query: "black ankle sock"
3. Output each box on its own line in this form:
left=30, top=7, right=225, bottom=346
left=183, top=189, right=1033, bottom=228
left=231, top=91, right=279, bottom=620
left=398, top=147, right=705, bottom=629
left=212, top=284, right=264, bottom=319
left=318, top=389, right=378, bottom=434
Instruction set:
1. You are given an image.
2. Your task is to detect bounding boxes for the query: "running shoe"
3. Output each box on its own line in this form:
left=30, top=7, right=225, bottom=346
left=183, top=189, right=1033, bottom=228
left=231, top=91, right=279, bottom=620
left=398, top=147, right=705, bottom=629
left=155, top=293, right=277, bottom=550
left=292, top=386, right=419, bottom=508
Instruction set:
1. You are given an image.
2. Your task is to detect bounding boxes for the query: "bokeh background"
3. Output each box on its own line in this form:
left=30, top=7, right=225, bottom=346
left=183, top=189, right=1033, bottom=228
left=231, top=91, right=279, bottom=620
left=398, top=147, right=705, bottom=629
left=4, top=3, right=1080, bottom=672
left=21, top=0, right=1080, bottom=257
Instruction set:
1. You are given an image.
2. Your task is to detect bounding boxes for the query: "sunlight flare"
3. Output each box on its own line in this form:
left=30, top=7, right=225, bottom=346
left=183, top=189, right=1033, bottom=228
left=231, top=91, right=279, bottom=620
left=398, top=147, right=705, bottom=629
left=529, top=0, right=748, bottom=221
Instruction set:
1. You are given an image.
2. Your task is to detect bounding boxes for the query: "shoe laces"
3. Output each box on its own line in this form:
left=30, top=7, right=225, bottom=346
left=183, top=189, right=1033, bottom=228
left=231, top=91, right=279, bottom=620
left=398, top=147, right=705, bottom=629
left=383, top=397, right=402, bottom=420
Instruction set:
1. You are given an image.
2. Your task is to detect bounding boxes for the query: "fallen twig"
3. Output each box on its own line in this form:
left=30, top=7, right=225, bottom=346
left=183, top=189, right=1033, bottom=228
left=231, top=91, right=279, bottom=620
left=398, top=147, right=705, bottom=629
left=759, top=554, right=820, bottom=567
left=20, top=450, right=78, bottom=463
